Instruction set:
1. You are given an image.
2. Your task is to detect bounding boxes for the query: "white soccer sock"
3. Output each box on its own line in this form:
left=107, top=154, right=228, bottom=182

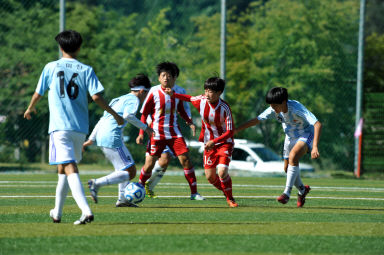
left=53, top=174, right=69, bottom=217
left=294, top=173, right=305, bottom=195
left=147, top=161, right=166, bottom=190
left=67, top=173, right=92, bottom=216
left=118, top=180, right=129, bottom=201
left=283, top=165, right=299, bottom=197
left=95, top=171, right=130, bottom=187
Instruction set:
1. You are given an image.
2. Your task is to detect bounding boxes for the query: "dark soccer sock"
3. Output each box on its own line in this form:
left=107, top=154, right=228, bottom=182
left=220, top=175, right=234, bottom=201
left=184, top=168, right=197, bottom=194
left=139, top=167, right=152, bottom=185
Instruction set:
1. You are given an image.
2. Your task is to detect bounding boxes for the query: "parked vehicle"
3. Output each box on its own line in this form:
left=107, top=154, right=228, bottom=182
left=187, top=139, right=314, bottom=174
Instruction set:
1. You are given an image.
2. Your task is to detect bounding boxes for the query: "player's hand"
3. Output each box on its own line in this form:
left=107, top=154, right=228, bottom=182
left=311, top=146, right=320, bottom=159
left=145, top=127, right=154, bottom=137
left=82, top=140, right=93, bottom=152
left=204, top=140, right=215, bottom=151
left=136, top=134, right=144, bottom=145
left=164, top=88, right=174, bottom=96
left=24, top=107, right=36, bottom=120
left=189, top=123, right=196, bottom=137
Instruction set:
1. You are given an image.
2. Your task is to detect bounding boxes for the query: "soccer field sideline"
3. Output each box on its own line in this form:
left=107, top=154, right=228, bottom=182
left=1, top=181, right=384, bottom=201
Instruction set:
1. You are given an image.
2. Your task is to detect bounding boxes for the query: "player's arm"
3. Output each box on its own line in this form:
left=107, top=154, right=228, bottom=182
left=124, top=112, right=153, bottom=137
left=234, top=118, right=260, bottom=135
left=176, top=99, right=196, bottom=137
left=24, top=92, right=42, bottom=120
left=205, top=111, right=234, bottom=151
left=92, top=93, right=124, bottom=125
left=311, top=121, right=322, bottom=159
left=82, top=120, right=101, bottom=151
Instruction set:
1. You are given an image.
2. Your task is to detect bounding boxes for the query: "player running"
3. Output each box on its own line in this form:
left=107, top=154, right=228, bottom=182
left=236, top=87, right=322, bottom=207
left=83, top=74, right=153, bottom=207
left=136, top=62, right=205, bottom=201
left=165, top=77, right=238, bottom=207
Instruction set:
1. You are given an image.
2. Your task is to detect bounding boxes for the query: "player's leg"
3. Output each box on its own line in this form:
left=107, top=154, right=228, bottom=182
left=146, top=150, right=172, bottom=198
left=50, top=165, right=69, bottom=223
left=88, top=146, right=133, bottom=203
left=49, top=131, right=93, bottom=224
left=277, top=138, right=307, bottom=204
left=218, top=166, right=238, bottom=207
left=204, top=148, right=223, bottom=192
left=139, top=138, right=164, bottom=185
left=295, top=135, right=314, bottom=207
left=173, top=138, right=204, bottom=200
left=116, top=165, right=138, bottom=207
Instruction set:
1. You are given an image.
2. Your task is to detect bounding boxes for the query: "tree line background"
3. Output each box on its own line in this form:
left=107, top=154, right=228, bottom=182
left=0, top=0, right=383, bottom=172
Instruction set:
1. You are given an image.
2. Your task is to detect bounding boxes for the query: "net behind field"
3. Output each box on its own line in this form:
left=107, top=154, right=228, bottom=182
left=0, top=0, right=381, bottom=173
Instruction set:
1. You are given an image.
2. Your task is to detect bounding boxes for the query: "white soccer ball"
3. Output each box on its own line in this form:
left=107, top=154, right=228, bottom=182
left=124, top=182, right=145, bottom=204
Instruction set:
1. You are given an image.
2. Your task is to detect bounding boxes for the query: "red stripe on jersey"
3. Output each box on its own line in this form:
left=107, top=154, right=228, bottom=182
left=169, top=96, right=177, bottom=138
left=158, top=90, right=165, bottom=138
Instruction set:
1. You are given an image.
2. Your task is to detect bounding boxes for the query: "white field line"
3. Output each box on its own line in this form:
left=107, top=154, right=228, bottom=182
left=1, top=181, right=384, bottom=192
left=0, top=181, right=383, bottom=201
left=0, top=195, right=384, bottom=201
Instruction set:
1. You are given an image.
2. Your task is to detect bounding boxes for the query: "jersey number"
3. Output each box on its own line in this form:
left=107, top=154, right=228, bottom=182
left=57, top=71, right=79, bottom=100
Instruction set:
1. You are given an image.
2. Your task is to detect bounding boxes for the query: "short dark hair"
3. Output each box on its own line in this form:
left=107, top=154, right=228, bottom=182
left=55, top=30, right=83, bottom=54
left=204, top=77, right=225, bottom=92
left=129, top=73, right=151, bottom=89
left=156, top=62, right=178, bottom=78
left=265, top=87, right=288, bottom=104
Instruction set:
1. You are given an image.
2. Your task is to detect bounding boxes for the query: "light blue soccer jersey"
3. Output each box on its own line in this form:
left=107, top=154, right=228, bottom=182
left=257, top=100, right=318, bottom=138
left=95, top=94, right=142, bottom=148
left=36, top=58, right=104, bottom=134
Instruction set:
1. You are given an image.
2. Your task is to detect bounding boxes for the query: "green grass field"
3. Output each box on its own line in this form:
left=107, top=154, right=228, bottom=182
left=0, top=170, right=383, bottom=255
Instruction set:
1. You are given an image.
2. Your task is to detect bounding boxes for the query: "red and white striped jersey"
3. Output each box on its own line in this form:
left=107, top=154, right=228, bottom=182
left=188, top=95, right=234, bottom=145
left=140, top=85, right=192, bottom=140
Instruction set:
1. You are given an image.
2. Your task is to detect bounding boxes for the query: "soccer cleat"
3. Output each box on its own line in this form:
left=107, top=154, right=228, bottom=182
left=297, top=185, right=311, bottom=208
left=277, top=193, right=290, bottom=204
left=145, top=182, right=157, bottom=198
left=73, top=214, right=94, bottom=225
left=190, top=193, right=206, bottom=200
left=115, top=200, right=138, bottom=208
left=88, top=179, right=98, bottom=203
left=226, top=199, right=239, bottom=208
left=49, top=209, right=61, bottom=223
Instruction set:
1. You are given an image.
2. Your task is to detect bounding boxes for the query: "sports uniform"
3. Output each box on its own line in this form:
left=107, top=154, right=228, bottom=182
left=175, top=93, right=235, bottom=169
left=36, top=58, right=104, bottom=164
left=34, top=56, right=104, bottom=224
left=140, top=85, right=192, bottom=156
left=257, top=100, right=318, bottom=159
left=173, top=92, right=237, bottom=206
left=86, top=92, right=149, bottom=205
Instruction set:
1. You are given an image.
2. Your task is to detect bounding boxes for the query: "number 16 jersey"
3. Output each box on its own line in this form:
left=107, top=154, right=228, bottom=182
left=36, top=58, right=104, bottom=134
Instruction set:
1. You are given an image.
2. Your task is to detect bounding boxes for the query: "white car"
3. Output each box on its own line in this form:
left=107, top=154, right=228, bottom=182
left=187, top=139, right=314, bottom=174
left=230, top=139, right=314, bottom=173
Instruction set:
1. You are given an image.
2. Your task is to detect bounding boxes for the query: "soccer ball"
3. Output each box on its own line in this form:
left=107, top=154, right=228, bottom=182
left=124, top=182, right=145, bottom=204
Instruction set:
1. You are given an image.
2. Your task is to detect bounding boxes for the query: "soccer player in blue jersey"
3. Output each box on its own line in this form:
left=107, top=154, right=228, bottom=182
left=82, top=74, right=153, bottom=207
left=235, top=87, right=322, bottom=207
left=24, top=30, right=124, bottom=224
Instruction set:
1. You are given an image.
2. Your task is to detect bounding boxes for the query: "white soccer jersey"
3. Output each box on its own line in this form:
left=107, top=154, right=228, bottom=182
left=257, top=100, right=318, bottom=138
left=89, top=93, right=146, bottom=148
left=140, top=85, right=191, bottom=140
left=36, top=58, right=104, bottom=134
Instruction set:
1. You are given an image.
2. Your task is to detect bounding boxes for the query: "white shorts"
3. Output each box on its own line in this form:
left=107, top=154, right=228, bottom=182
left=283, top=133, right=314, bottom=160
left=49, top=131, right=86, bottom=165
left=101, top=145, right=135, bottom=171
